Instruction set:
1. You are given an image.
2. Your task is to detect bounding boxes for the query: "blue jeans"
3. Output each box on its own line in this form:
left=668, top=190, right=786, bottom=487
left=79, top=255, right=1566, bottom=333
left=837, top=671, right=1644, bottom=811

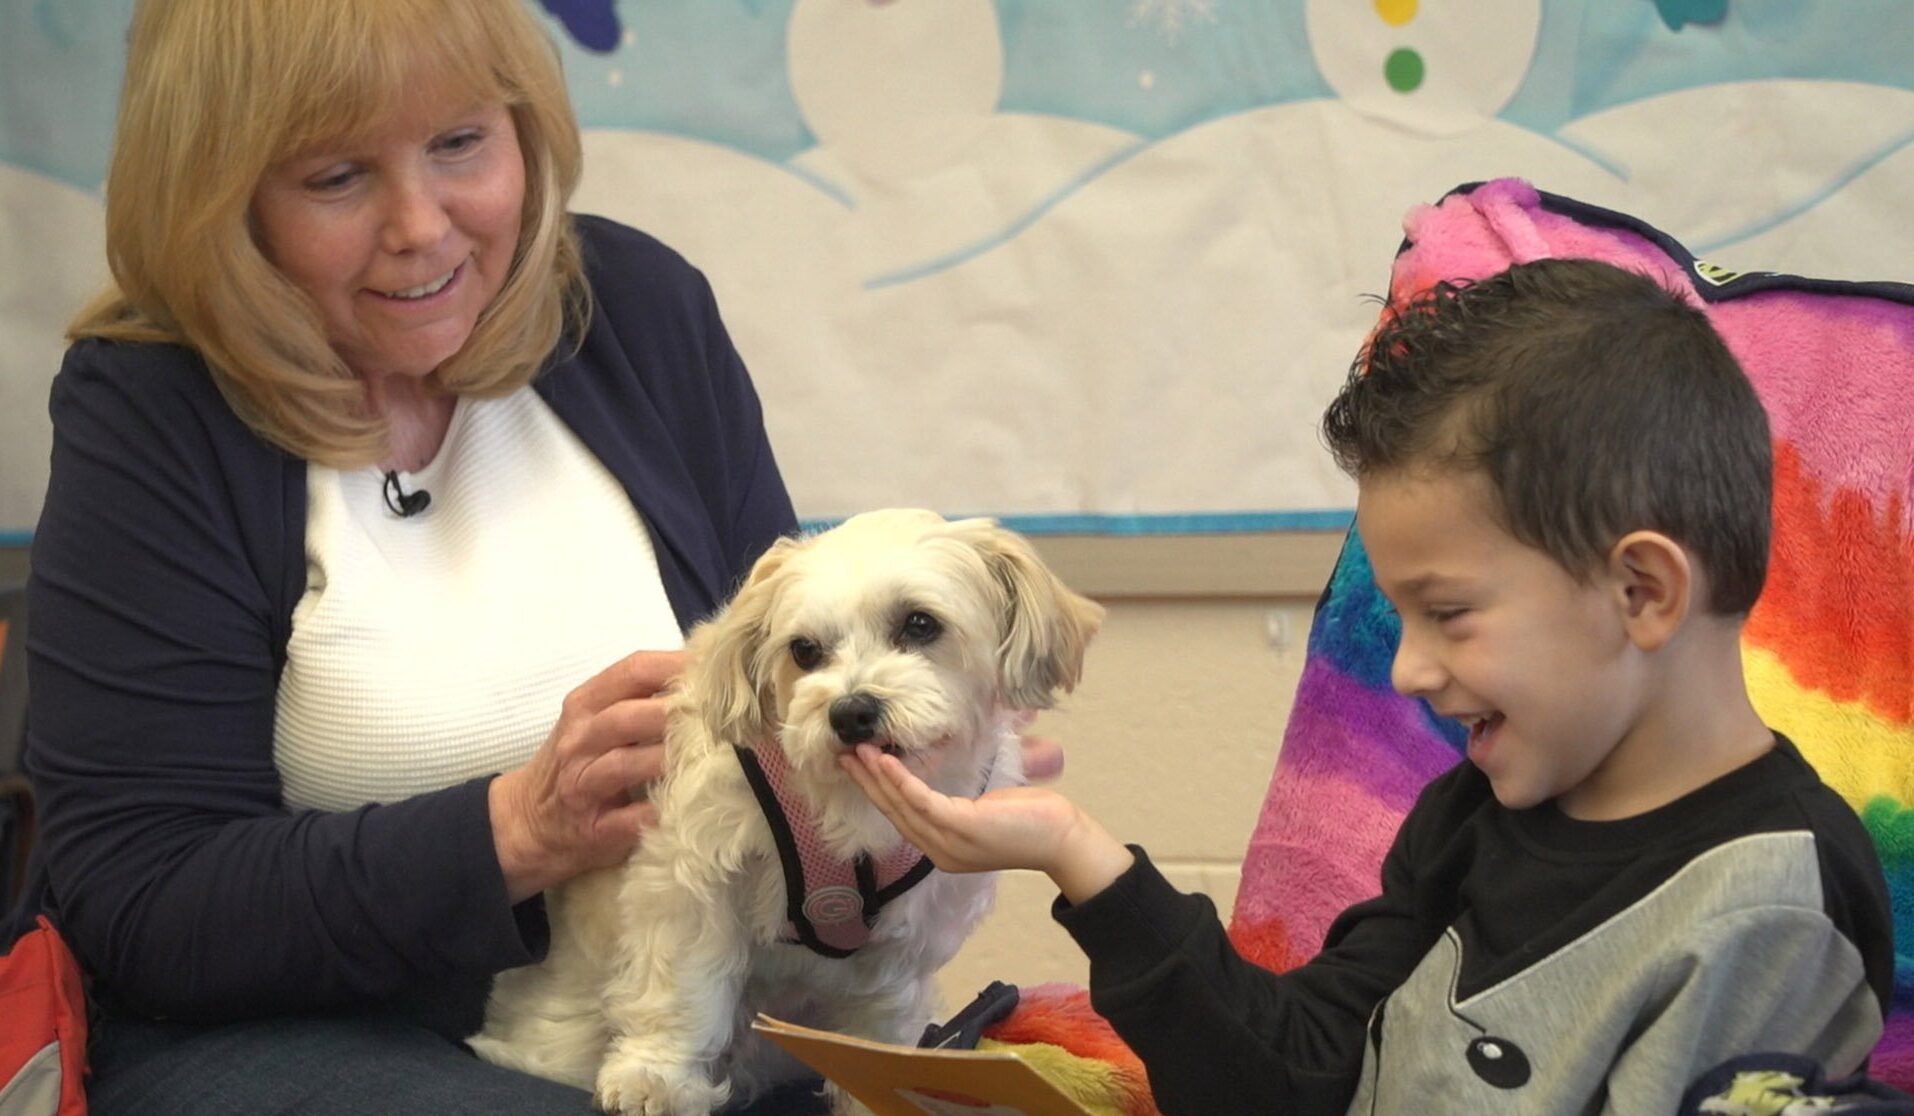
left=87, top=1012, right=832, bottom=1116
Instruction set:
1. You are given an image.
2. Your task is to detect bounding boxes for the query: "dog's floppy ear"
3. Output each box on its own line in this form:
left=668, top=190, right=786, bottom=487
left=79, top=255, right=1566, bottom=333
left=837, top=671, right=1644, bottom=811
left=685, top=536, right=799, bottom=745
left=948, top=519, right=1104, bottom=710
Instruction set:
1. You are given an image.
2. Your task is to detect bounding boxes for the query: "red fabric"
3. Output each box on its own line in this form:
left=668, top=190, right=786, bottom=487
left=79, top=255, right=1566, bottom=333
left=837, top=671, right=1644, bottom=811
left=0, top=916, right=88, bottom=1116
left=984, top=983, right=1160, bottom=1116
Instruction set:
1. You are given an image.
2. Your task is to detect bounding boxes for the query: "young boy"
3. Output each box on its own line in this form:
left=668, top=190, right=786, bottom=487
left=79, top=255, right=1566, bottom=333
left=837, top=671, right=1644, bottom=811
left=843, top=258, right=1894, bottom=1116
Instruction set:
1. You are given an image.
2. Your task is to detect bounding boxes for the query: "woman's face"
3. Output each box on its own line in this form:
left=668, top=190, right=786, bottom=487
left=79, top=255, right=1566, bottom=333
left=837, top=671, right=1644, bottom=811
left=251, top=94, right=526, bottom=385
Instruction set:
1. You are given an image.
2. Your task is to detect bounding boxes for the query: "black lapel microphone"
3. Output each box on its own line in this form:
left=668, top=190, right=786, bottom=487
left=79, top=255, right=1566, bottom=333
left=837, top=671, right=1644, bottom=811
left=382, top=470, right=432, bottom=518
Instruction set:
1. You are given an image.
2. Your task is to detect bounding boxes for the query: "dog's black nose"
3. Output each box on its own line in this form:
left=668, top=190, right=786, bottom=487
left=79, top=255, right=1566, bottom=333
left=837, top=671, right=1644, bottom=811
left=829, top=694, right=883, bottom=745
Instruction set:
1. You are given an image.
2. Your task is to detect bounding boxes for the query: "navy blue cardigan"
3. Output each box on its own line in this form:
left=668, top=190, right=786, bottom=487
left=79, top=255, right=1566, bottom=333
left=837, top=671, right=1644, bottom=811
left=9, top=216, right=798, bottom=1023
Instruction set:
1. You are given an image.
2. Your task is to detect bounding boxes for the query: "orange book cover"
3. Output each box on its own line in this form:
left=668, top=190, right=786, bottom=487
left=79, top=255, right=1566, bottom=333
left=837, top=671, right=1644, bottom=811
left=752, top=1015, right=1095, bottom=1116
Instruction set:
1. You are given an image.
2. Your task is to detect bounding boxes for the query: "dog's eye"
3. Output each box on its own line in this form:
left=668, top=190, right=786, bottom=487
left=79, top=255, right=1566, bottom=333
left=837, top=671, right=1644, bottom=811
left=789, top=637, right=823, bottom=670
left=897, top=610, right=942, bottom=647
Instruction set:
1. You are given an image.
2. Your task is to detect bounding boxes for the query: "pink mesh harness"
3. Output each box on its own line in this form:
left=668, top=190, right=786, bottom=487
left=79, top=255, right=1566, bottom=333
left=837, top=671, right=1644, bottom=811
left=734, top=741, right=935, bottom=956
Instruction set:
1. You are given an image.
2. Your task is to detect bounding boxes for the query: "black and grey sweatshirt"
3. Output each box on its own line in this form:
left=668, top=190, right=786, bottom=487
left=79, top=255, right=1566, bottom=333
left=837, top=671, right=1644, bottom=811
left=1056, top=736, right=1893, bottom=1116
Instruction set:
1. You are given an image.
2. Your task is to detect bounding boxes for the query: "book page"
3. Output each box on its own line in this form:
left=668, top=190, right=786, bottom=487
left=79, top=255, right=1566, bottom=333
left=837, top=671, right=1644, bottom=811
left=751, top=1016, right=1094, bottom=1116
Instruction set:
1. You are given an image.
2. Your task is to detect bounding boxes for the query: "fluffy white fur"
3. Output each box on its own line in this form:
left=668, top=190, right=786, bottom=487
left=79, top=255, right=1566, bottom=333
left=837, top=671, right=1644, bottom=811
left=468, top=509, right=1102, bottom=1115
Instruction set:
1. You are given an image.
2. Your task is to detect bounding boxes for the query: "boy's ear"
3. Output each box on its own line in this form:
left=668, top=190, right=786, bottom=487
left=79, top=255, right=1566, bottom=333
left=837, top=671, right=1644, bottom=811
left=1605, top=530, right=1691, bottom=652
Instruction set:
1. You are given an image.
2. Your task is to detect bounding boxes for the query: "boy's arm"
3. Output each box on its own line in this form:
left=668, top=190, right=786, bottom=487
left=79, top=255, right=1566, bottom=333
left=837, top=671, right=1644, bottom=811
left=1056, top=845, right=1430, bottom=1116
left=845, top=743, right=1450, bottom=1116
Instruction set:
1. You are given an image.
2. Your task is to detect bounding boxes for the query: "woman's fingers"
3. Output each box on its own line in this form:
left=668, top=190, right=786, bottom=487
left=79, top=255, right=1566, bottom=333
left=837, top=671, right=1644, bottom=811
left=598, top=797, right=661, bottom=845
left=573, top=738, right=665, bottom=805
left=564, top=696, right=668, bottom=763
left=563, top=649, right=685, bottom=717
left=553, top=694, right=670, bottom=801
left=1019, top=734, right=1065, bottom=782
left=493, top=654, right=686, bottom=900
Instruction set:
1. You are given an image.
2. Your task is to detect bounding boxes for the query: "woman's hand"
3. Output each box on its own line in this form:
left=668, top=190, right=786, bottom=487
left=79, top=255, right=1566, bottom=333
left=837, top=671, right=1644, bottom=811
left=841, top=743, right=1133, bottom=904
left=489, top=650, right=683, bottom=903
left=1018, top=727, right=1064, bottom=781
left=1016, top=710, right=1066, bottom=783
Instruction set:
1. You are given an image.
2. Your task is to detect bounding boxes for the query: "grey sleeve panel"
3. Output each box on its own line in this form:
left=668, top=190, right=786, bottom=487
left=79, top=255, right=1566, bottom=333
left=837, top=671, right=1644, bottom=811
left=1347, top=830, right=1881, bottom=1116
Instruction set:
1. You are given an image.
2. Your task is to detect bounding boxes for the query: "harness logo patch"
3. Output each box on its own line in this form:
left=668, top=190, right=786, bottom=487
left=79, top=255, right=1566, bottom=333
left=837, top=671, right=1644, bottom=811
left=804, top=885, right=863, bottom=926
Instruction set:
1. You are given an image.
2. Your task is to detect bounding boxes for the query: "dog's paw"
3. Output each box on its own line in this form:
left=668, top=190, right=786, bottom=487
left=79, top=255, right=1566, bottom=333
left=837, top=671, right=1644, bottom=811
left=594, top=1052, right=730, bottom=1116
left=464, top=1032, right=510, bottom=1068
left=466, top=1028, right=601, bottom=1090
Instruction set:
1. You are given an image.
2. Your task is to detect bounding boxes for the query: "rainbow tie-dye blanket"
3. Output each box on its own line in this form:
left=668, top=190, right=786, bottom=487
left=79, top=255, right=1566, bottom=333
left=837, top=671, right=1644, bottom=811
left=981, top=178, right=1914, bottom=1111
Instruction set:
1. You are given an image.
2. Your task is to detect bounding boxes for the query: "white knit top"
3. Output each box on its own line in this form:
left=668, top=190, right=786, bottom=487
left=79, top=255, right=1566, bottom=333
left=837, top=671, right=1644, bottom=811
left=273, top=387, right=684, bottom=813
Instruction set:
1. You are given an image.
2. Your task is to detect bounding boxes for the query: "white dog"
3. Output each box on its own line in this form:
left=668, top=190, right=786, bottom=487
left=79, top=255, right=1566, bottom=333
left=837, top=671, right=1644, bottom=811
left=469, top=509, right=1102, bottom=1115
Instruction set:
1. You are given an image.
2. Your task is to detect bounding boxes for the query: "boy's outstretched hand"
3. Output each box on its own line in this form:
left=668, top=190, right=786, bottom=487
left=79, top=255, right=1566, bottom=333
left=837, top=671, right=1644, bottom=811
left=840, top=743, right=1135, bottom=904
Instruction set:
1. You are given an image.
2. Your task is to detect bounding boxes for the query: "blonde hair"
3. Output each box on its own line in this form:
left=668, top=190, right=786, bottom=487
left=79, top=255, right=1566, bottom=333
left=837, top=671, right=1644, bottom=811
left=71, top=0, right=590, bottom=466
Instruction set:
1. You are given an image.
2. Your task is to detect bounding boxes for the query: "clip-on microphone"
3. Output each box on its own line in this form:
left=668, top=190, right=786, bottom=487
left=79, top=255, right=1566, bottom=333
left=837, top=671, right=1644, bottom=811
left=382, top=470, right=432, bottom=518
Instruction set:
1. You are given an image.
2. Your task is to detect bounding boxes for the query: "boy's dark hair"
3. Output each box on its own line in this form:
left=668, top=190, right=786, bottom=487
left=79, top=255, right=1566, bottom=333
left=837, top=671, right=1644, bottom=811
left=1321, top=257, right=1772, bottom=615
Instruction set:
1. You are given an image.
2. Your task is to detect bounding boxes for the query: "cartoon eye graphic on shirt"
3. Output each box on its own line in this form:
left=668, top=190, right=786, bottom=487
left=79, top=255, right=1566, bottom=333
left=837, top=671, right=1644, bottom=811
left=1465, top=1035, right=1531, bottom=1089
left=1451, top=1004, right=1531, bottom=1089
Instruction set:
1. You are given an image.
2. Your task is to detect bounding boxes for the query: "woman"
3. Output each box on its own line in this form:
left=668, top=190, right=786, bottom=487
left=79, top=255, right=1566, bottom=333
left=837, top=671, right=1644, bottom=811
left=7, top=0, right=828, bottom=1110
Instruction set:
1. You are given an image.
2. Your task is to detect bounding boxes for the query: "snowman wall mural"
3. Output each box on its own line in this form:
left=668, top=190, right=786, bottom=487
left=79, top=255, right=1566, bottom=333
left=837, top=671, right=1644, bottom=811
left=3, top=0, right=1911, bottom=538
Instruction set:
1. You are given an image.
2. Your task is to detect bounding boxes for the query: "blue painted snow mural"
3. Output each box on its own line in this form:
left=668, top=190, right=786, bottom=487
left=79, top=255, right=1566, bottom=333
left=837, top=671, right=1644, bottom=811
left=1, top=0, right=1912, bottom=533
left=536, top=0, right=623, bottom=53
left=1653, top=0, right=1730, bottom=31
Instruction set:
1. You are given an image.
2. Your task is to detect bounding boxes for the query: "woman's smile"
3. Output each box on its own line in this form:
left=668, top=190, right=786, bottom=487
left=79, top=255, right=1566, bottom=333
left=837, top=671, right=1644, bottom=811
left=372, top=262, right=463, bottom=302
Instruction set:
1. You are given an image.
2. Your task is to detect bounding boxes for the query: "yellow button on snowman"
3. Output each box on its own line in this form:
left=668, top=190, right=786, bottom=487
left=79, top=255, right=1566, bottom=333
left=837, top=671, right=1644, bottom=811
left=1308, top=0, right=1542, bottom=136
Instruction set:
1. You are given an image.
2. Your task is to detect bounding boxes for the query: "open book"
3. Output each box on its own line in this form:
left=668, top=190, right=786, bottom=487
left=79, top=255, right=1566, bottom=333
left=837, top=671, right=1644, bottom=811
left=751, top=1015, right=1096, bottom=1116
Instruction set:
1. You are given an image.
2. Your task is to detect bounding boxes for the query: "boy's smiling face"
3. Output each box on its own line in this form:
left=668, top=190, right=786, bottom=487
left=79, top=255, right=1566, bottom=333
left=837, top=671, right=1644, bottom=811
left=1358, top=466, right=1651, bottom=818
